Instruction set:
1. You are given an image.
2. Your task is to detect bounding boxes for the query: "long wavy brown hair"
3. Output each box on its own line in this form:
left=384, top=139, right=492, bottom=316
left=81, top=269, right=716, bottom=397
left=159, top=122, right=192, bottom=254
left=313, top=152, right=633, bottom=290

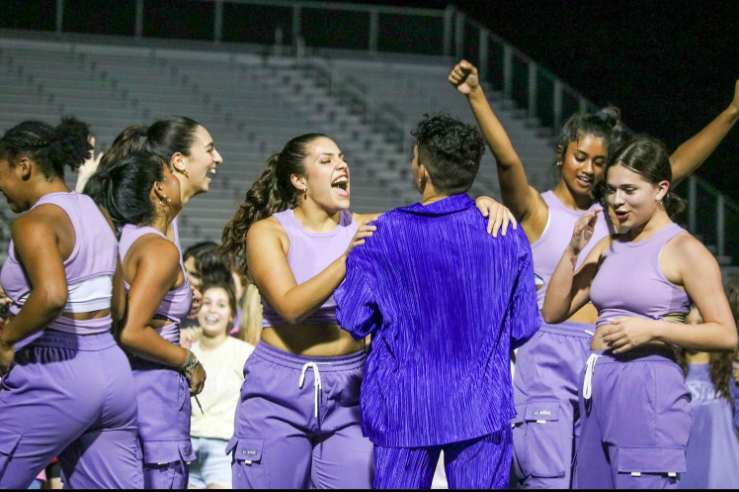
left=677, top=276, right=739, bottom=402
left=219, top=133, right=327, bottom=277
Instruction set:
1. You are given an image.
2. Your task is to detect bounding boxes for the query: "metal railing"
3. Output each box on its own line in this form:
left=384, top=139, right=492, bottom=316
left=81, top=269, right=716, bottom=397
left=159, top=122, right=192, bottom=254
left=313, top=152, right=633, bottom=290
left=1, top=0, right=735, bottom=264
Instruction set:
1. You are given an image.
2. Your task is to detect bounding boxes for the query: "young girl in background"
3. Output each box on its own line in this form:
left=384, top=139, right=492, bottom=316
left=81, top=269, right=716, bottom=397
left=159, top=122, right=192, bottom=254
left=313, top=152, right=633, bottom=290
left=190, top=283, right=255, bottom=490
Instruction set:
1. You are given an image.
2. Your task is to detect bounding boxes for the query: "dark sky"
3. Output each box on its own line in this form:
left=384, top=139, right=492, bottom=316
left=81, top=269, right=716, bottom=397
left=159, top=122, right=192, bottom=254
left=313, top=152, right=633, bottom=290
left=344, top=0, right=739, bottom=199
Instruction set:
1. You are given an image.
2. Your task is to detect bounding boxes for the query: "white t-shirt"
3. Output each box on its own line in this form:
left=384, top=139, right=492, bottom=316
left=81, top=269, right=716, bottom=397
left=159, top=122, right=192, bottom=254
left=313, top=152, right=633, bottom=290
left=190, top=337, right=254, bottom=441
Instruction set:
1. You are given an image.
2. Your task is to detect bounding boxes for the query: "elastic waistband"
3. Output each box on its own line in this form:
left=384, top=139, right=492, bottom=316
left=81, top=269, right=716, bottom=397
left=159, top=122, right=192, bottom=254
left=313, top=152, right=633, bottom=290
left=539, top=321, right=595, bottom=339
left=591, top=346, right=677, bottom=364
left=253, top=342, right=367, bottom=372
left=24, top=330, right=117, bottom=351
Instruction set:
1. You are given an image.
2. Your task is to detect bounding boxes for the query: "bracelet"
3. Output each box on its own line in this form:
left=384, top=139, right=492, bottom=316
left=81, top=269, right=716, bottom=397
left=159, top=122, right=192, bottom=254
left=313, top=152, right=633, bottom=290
left=179, top=349, right=200, bottom=378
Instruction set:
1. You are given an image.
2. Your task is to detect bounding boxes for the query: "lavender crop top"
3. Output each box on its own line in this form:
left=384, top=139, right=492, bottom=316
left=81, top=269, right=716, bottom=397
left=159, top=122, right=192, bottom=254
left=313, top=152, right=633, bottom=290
left=0, top=192, right=118, bottom=344
left=531, top=191, right=610, bottom=310
left=261, top=209, right=357, bottom=328
left=590, top=223, right=692, bottom=327
left=119, top=224, right=192, bottom=344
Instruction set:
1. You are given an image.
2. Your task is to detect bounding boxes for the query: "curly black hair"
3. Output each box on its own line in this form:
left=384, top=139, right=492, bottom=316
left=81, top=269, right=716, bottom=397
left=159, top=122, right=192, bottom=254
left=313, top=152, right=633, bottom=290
left=0, top=117, right=92, bottom=179
left=411, top=114, right=486, bottom=195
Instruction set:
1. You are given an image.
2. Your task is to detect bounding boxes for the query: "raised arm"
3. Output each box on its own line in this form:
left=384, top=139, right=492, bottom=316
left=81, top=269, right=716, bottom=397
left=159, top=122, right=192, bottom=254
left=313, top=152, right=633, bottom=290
left=248, top=218, right=375, bottom=325
left=450, top=61, right=547, bottom=232
left=671, top=80, right=739, bottom=185
left=542, top=211, right=606, bottom=324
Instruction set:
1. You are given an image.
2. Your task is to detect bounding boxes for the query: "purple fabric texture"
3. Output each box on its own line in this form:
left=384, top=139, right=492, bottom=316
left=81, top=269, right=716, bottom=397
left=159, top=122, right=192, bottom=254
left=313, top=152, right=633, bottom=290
left=119, top=224, right=192, bottom=344
left=261, top=209, right=357, bottom=329
left=573, top=349, right=691, bottom=490
left=678, top=363, right=739, bottom=489
left=373, top=428, right=513, bottom=490
left=130, top=358, right=196, bottom=489
left=335, top=194, right=541, bottom=448
left=0, top=191, right=118, bottom=347
left=590, top=223, right=692, bottom=327
left=532, top=191, right=610, bottom=309
left=229, top=342, right=373, bottom=489
left=0, top=331, right=143, bottom=489
left=512, top=321, right=594, bottom=489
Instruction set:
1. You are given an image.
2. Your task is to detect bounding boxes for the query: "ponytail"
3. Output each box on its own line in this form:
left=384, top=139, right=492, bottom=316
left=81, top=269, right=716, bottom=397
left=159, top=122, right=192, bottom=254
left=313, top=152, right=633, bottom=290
left=85, top=151, right=166, bottom=228
left=0, top=117, right=92, bottom=178
left=220, top=133, right=327, bottom=276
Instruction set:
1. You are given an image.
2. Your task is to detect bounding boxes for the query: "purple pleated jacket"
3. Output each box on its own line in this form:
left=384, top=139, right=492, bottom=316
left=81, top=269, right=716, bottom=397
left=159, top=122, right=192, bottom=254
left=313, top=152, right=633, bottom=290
left=335, top=194, right=541, bottom=448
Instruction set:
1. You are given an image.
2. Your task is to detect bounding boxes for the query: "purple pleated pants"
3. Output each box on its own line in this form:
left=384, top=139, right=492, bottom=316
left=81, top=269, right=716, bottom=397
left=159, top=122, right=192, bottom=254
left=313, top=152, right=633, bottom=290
left=573, top=348, right=692, bottom=490
left=130, top=358, right=196, bottom=490
left=0, top=331, right=143, bottom=489
left=374, top=427, right=513, bottom=490
left=512, top=321, right=594, bottom=489
left=228, top=342, right=373, bottom=489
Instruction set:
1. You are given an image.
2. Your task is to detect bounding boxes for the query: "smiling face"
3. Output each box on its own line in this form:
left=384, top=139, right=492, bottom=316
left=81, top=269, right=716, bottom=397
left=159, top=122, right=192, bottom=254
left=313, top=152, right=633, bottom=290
left=180, top=126, right=223, bottom=197
left=559, top=135, right=609, bottom=197
left=297, top=137, right=350, bottom=212
left=606, top=164, right=669, bottom=229
left=197, top=287, right=233, bottom=338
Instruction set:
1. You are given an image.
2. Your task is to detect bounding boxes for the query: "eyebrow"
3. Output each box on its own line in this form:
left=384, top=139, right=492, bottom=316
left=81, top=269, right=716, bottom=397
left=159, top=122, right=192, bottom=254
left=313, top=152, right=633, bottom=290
left=205, top=142, right=214, bottom=150
left=317, top=153, right=344, bottom=159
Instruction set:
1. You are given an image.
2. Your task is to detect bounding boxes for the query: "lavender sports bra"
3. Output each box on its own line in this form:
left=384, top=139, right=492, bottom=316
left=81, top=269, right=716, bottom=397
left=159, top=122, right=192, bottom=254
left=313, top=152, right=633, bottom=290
left=0, top=192, right=118, bottom=345
left=531, top=191, right=610, bottom=310
left=118, top=224, right=192, bottom=344
left=590, top=223, right=692, bottom=327
left=261, top=209, right=357, bottom=328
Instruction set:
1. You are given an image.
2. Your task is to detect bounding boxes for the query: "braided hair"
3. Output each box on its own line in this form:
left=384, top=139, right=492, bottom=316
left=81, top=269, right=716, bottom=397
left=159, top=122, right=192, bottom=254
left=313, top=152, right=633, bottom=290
left=0, top=117, right=92, bottom=179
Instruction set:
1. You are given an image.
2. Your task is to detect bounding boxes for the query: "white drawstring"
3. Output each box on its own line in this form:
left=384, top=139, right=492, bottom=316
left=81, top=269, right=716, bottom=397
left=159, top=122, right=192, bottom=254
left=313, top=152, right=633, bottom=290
left=299, top=362, right=332, bottom=419
left=583, top=354, right=601, bottom=401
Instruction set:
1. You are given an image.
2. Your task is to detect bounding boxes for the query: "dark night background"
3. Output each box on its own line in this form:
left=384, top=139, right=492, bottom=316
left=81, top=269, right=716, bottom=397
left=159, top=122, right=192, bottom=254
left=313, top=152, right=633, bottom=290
left=351, top=0, right=739, bottom=200
left=2, top=0, right=737, bottom=199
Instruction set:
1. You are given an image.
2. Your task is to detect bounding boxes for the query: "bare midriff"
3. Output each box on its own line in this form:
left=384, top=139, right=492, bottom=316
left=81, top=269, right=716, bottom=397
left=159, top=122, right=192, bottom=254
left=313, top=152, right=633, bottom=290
left=568, top=303, right=599, bottom=325
left=60, top=309, right=112, bottom=321
left=261, top=324, right=366, bottom=358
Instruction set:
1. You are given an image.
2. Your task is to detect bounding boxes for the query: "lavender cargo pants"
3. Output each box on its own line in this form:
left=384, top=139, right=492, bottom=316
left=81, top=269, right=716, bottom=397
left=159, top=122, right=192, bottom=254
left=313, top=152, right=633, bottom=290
left=0, top=331, right=143, bottom=489
left=228, top=342, right=373, bottom=489
left=573, top=348, right=691, bottom=490
left=130, top=358, right=196, bottom=490
left=512, top=321, right=594, bottom=489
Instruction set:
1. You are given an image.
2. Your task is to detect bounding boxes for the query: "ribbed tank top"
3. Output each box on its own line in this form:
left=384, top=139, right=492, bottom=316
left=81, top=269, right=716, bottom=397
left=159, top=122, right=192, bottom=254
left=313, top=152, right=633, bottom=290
left=591, top=223, right=691, bottom=327
left=0, top=192, right=118, bottom=343
left=531, top=191, right=610, bottom=309
left=119, top=224, right=192, bottom=344
left=261, top=209, right=357, bottom=328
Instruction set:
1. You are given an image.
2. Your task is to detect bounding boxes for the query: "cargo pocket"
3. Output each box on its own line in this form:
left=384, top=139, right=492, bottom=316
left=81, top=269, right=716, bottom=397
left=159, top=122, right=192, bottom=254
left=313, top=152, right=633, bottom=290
left=522, top=400, right=567, bottom=479
left=227, top=437, right=270, bottom=489
left=141, top=440, right=193, bottom=467
left=511, top=408, right=528, bottom=481
left=0, top=432, right=22, bottom=477
left=615, top=447, right=686, bottom=489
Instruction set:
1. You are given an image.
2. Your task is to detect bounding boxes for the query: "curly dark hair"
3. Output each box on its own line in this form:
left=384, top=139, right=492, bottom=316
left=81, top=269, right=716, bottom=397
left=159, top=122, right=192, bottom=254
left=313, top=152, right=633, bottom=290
left=220, top=134, right=327, bottom=276
left=0, top=117, right=92, bottom=179
left=411, top=114, right=485, bottom=195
